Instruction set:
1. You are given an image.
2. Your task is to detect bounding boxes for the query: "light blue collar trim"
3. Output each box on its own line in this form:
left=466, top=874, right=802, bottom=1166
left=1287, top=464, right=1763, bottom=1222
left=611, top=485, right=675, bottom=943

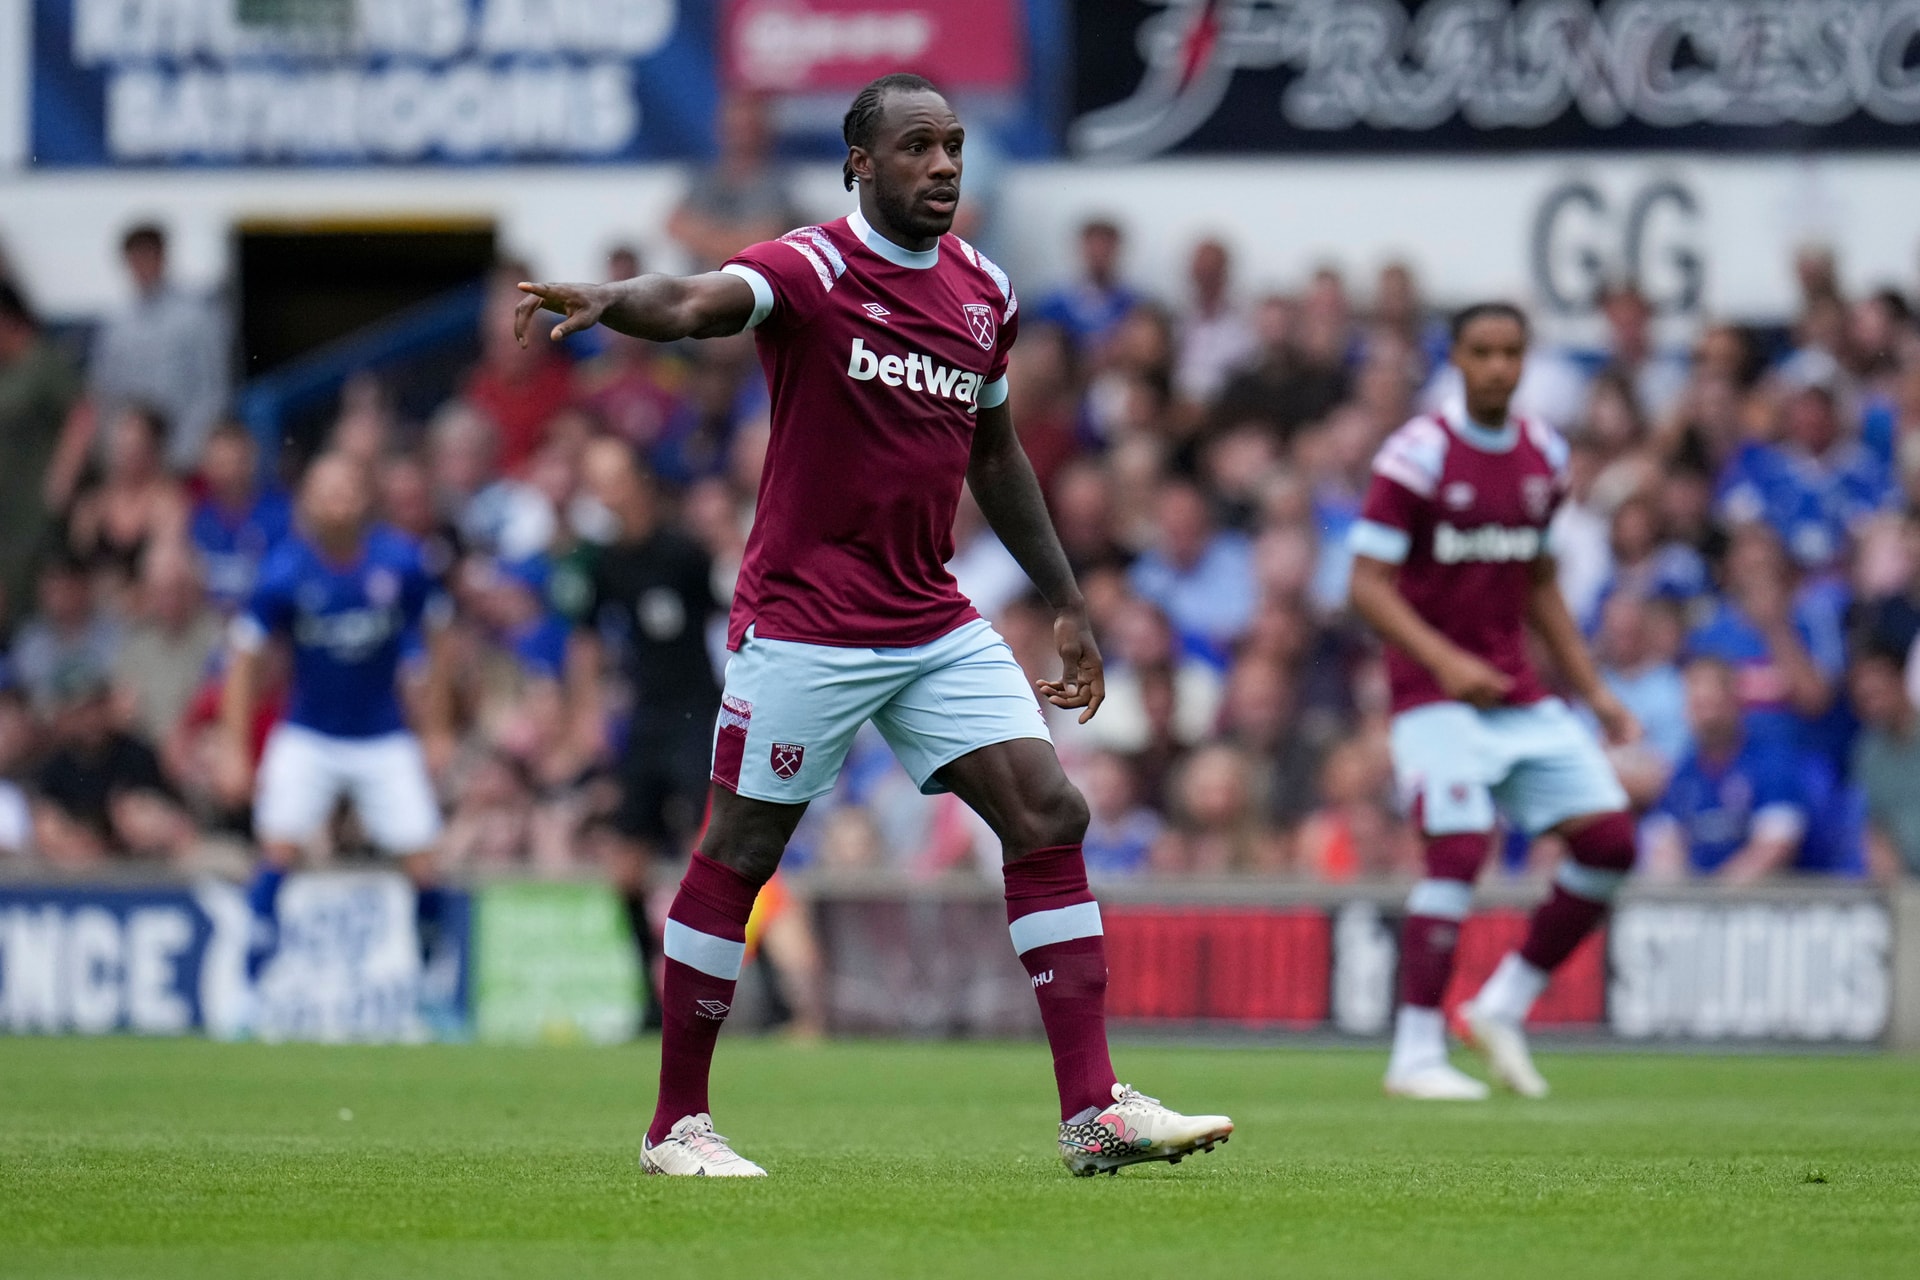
left=848, top=207, right=939, bottom=270
left=1446, top=411, right=1519, bottom=453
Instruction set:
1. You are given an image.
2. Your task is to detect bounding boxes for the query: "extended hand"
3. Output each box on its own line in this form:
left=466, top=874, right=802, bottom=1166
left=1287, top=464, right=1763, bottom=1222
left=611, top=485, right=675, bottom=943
left=1036, top=609, right=1106, bottom=724
left=514, top=281, right=608, bottom=346
left=1437, top=650, right=1515, bottom=709
left=1589, top=687, right=1643, bottom=747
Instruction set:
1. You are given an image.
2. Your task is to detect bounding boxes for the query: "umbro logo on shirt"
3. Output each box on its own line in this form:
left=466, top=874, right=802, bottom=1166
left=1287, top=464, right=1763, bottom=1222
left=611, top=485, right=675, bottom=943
left=846, top=338, right=987, bottom=406
left=862, top=302, right=891, bottom=323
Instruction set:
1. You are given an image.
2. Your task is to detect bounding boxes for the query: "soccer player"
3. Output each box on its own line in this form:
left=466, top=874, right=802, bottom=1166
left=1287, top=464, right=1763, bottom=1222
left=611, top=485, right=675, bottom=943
left=558, top=439, right=723, bottom=1027
left=516, top=73, right=1232, bottom=1177
left=1348, top=303, right=1642, bottom=1100
left=220, top=454, right=456, bottom=1011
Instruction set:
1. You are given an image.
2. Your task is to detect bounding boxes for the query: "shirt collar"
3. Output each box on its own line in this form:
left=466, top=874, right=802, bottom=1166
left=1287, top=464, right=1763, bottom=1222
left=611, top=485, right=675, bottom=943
left=847, top=207, right=939, bottom=270
left=1441, top=406, right=1520, bottom=453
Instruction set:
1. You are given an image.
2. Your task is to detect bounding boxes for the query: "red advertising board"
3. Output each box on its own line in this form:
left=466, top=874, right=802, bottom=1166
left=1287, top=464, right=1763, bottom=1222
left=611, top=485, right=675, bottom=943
left=1105, top=908, right=1333, bottom=1027
left=723, top=0, right=1025, bottom=94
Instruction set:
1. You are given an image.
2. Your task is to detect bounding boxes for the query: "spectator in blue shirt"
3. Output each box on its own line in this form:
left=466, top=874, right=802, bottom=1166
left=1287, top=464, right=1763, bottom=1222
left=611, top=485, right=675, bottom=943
left=1032, top=219, right=1142, bottom=358
left=1644, top=656, right=1808, bottom=882
left=1594, top=591, right=1689, bottom=808
left=1686, top=525, right=1844, bottom=757
left=189, top=423, right=292, bottom=612
left=1078, top=749, right=1162, bottom=878
left=1584, top=490, right=1710, bottom=633
left=1716, top=383, right=1889, bottom=570
left=1127, top=478, right=1255, bottom=666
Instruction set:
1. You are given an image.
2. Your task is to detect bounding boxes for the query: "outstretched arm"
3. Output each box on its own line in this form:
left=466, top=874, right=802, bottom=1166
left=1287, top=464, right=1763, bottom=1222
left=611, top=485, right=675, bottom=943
left=514, top=271, right=757, bottom=346
left=1524, top=555, right=1640, bottom=745
left=968, top=401, right=1103, bottom=723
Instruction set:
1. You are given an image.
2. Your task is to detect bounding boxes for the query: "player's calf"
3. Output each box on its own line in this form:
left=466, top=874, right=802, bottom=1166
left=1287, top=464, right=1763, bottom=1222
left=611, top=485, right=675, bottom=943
left=1465, top=811, right=1635, bottom=1097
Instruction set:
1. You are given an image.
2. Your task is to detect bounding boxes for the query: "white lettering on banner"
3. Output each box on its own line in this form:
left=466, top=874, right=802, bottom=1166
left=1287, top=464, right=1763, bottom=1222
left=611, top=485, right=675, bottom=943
left=0, top=902, right=196, bottom=1033
left=1432, top=523, right=1542, bottom=564
left=1073, top=0, right=1920, bottom=160
left=1330, top=901, right=1396, bottom=1035
left=1610, top=902, right=1891, bottom=1042
left=75, top=0, right=674, bottom=61
left=846, top=339, right=982, bottom=406
left=106, top=62, right=637, bottom=162
left=66, top=907, right=124, bottom=1035
left=127, top=908, right=193, bottom=1033
left=253, top=873, right=423, bottom=1044
left=0, top=906, right=61, bottom=1031
left=72, top=0, right=669, bottom=161
left=734, top=4, right=934, bottom=89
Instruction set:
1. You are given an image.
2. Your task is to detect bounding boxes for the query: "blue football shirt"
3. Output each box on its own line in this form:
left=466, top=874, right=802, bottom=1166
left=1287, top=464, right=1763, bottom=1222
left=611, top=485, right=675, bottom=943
left=236, top=526, right=446, bottom=738
left=1653, top=735, right=1808, bottom=874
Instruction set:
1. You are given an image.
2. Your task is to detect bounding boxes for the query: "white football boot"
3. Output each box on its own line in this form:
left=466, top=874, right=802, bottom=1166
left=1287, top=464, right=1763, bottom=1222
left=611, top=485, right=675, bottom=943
left=1059, top=1083, right=1234, bottom=1177
left=1383, top=1061, right=1492, bottom=1101
left=640, top=1114, right=767, bottom=1177
left=1461, top=1003, right=1550, bottom=1099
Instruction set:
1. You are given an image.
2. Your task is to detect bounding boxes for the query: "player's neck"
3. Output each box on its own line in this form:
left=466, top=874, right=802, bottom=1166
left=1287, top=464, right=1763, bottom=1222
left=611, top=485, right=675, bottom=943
left=310, top=529, right=366, bottom=566
left=853, top=198, right=940, bottom=258
left=1463, top=402, right=1511, bottom=432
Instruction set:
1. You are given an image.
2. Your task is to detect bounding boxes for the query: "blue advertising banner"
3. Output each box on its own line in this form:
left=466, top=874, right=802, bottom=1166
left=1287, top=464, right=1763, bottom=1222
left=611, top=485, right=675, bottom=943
left=31, top=0, right=722, bottom=166
left=0, top=876, right=471, bottom=1040
left=0, top=883, right=222, bottom=1034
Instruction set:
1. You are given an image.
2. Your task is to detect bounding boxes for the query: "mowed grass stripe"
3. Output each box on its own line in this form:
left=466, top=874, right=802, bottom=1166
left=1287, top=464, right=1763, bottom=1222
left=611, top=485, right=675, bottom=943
left=1, top=1039, right=1916, bottom=1279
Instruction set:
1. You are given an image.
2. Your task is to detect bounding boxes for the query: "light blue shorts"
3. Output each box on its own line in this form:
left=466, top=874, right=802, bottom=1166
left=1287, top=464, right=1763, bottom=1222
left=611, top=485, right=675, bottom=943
left=711, top=618, right=1053, bottom=805
left=1389, top=698, right=1628, bottom=837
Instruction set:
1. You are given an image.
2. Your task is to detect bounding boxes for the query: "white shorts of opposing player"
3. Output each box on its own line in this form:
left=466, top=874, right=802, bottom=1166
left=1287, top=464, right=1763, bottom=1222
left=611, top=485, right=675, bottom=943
left=1386, top=698, right=1628, bottom=1099
left=254, top=723, right=443, bottom=853
left=713, top=618, right=1051, bottom=803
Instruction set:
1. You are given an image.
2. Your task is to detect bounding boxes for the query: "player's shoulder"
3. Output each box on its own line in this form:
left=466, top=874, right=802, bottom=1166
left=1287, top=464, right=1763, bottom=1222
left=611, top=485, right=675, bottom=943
left=1371, top=413, right=1453, bottom=498
left=1517, top=414, right=1571, bottom=475
left=365, top=524, right=424, bottom=565
left=751, top=221, right=853, bottom=296
left=944, top=234, right=1018, bottom=320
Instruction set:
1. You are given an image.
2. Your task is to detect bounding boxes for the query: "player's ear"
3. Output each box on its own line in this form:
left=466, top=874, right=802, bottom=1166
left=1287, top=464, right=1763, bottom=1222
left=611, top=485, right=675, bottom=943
left=844, top=147, right=871, bottom=192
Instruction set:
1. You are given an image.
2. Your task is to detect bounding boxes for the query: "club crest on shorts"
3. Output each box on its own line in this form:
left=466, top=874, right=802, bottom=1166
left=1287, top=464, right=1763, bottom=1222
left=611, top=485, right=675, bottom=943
left=962, top=303, right=996, bottom=350
left=770, top=742, right=805, bottom=780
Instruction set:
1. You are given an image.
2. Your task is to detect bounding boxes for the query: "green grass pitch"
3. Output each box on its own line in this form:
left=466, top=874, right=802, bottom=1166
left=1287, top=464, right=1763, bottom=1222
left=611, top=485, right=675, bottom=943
left=2, top=1037, right=1917, bottom=1279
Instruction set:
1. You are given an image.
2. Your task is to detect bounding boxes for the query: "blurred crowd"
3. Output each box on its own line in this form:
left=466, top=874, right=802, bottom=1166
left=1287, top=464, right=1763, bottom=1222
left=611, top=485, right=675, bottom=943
left=3, top=155, right=1920, bottom=891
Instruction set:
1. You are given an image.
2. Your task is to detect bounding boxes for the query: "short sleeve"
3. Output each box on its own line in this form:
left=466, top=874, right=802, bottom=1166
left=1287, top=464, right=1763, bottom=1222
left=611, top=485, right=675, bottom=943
left=724, top=227, right=847, bottom=331
left=232, top=554, right=295, bottom=652
left=1353, top=474, right=1426, bottom=564
left=401, top=543, right=453, bottom=631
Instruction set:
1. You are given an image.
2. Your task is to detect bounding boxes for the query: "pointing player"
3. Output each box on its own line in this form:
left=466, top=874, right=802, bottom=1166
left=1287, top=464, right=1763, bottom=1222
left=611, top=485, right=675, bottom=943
left=1348, top=303, right=1641, bottom=1100
left=221, top=454, right=456, bottom=1012
left=516, top=73, right=1231, bottom=1176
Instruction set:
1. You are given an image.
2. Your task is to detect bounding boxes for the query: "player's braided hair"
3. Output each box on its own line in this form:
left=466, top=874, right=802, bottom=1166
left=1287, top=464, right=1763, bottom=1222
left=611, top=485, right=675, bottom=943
left=842, top=72, right=940, bottom=191
left=1450, top=300, right=1530, bottom=343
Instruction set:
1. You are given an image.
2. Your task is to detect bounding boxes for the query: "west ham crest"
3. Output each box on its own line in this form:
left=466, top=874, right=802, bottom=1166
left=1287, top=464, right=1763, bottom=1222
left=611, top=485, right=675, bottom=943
left=962, top=303, right=996, bottom=351
left=1523, top=475, right=1554, bottom=520
left=770, top=742, right=806, bottom=780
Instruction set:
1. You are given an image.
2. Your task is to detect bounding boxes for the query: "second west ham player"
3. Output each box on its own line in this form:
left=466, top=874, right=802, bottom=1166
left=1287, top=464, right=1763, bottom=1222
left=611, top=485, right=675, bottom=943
left=517, top=73, right=1230, bottom=1177
left=1348, top=303, right=1641, bottom=1101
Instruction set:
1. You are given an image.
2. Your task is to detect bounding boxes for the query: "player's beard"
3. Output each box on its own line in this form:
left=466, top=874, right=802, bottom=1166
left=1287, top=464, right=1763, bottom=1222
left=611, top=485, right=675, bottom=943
left=875, top=179, right=956, bottom=243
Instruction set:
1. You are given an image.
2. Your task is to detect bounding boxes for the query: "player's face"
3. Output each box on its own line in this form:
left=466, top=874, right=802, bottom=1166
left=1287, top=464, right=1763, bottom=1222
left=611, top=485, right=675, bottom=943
left=301, top=457, right=371, bottom=544
left=1452, top=315, right=1527, bottom=420
left=863, top=91, right=963, bottom=244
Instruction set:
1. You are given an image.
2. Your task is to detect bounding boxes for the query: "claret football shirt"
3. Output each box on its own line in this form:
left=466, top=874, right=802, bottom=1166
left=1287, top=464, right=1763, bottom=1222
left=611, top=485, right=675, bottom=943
left=1349, top=411, right=1570, bottom=715
left=720, top=209, right=1020, bottom=651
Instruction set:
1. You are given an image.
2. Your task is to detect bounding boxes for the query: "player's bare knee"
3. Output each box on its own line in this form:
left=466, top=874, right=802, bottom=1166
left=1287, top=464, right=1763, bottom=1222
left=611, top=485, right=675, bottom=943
left=1003, top=776, right=1089, bottom=857
left=696, top=825, right=785, bottom=886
